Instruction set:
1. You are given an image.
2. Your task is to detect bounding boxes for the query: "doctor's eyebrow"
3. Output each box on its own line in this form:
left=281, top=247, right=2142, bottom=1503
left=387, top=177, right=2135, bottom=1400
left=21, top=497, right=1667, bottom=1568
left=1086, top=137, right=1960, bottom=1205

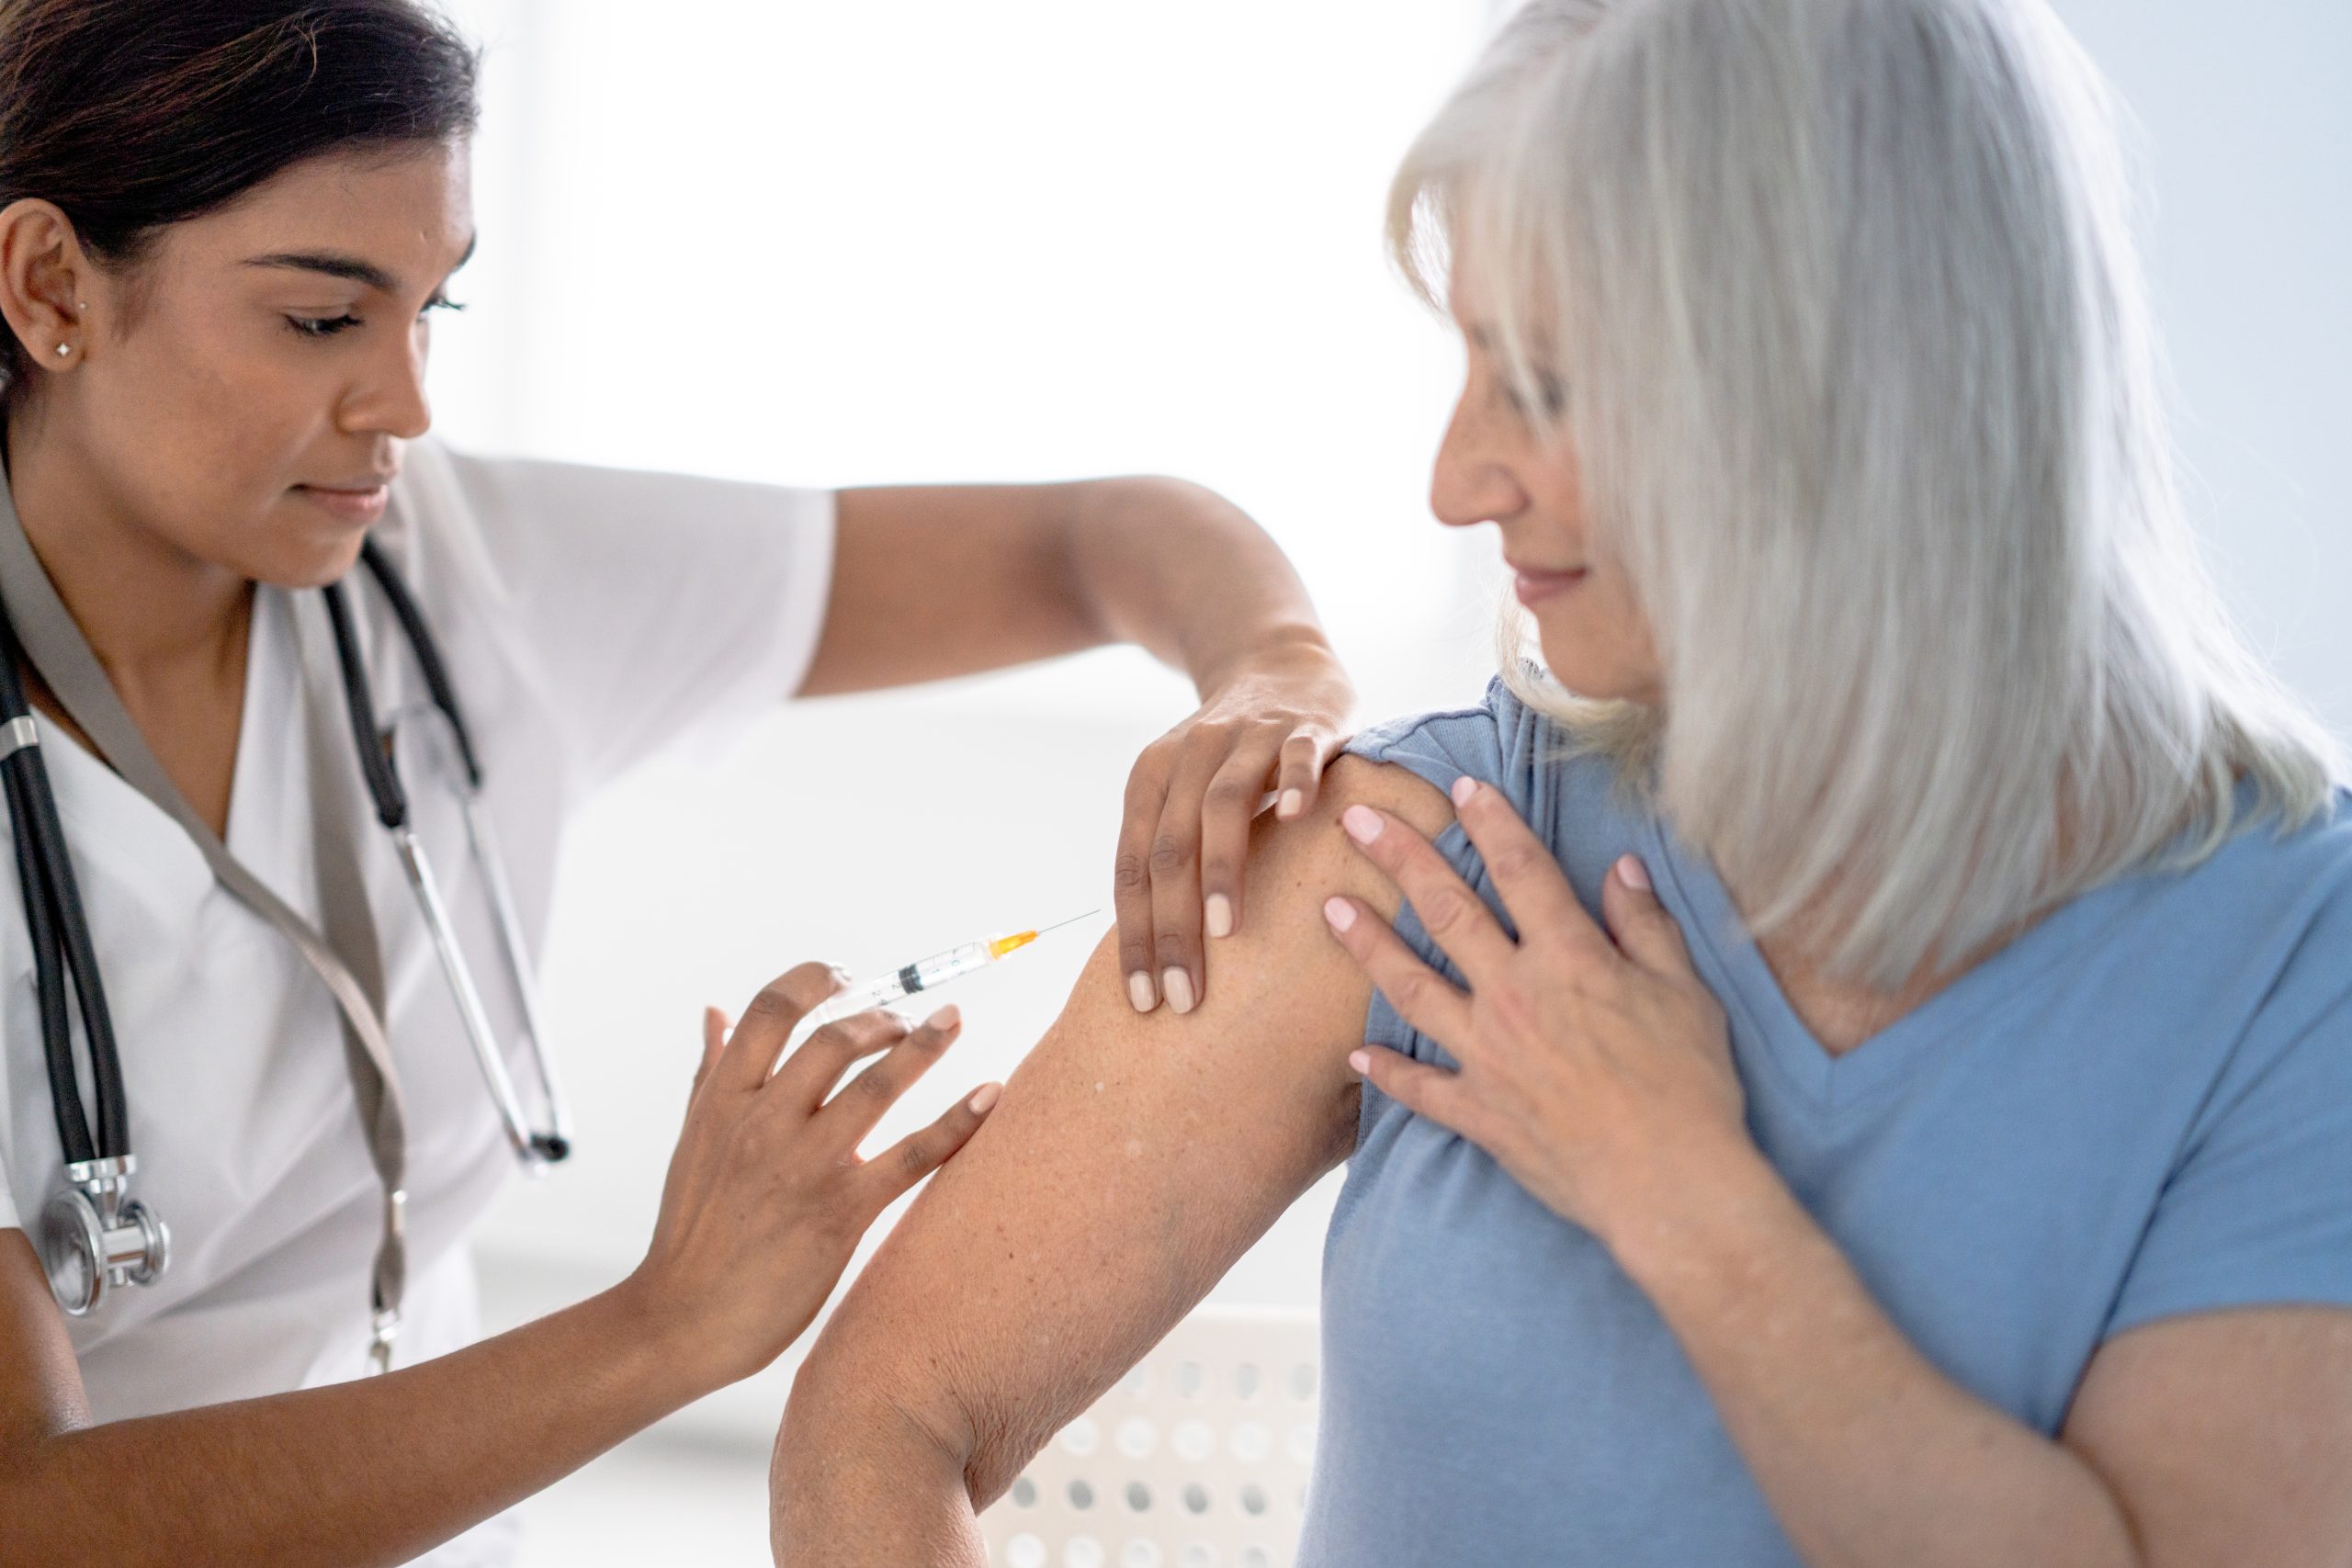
left=243, top=231, right=478, bottom=296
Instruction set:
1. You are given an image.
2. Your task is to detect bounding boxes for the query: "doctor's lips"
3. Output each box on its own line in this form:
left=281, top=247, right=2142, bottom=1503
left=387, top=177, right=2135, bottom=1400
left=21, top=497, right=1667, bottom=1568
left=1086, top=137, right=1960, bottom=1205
left=1507, top=557, right=1589, bottom=606
left=295, top=473, right=396, bottom=522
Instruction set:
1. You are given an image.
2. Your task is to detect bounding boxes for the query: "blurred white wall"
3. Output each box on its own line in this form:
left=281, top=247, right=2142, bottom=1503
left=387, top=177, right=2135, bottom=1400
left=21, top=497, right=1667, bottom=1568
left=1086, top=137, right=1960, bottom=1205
left=2054, top=0, right=2352, bottom=722
left=421, top=0, right=2352, bottom=1457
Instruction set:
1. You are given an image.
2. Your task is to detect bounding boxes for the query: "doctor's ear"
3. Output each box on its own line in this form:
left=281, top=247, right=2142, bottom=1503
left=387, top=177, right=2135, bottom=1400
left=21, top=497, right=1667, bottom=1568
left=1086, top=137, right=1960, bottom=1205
left=0, top=197, right=103, bottom=377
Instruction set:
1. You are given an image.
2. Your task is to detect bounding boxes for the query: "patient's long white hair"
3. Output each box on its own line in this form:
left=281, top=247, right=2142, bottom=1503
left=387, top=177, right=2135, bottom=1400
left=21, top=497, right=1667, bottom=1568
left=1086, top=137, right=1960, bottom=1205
left=1393, top=0, right=2345, bottom=988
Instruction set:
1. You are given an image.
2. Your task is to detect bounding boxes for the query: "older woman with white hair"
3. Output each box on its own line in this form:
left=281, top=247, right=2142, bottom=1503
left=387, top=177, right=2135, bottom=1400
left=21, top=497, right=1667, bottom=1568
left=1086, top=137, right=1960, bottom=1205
left=772, top=1, right=2352, bottom=1562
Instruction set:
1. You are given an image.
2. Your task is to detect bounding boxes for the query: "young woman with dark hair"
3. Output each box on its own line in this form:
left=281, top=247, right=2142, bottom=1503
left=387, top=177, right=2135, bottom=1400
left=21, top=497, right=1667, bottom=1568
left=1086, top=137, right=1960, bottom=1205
left=0, top=4, right=1357, bottom=1562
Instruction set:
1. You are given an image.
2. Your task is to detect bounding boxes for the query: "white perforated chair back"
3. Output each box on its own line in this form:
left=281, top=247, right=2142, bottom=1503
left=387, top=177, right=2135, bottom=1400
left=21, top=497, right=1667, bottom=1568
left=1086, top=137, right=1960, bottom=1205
left=978, top=1305, right=1320, bottom=1568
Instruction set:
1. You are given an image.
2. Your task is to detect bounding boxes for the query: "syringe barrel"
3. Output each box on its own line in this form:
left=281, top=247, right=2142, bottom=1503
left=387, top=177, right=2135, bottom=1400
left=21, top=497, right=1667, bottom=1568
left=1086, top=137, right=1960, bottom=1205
left=821, top=941, right=991, bottom=1022
left=903, top=941, right=993, bottom=995
left=827, top=974, right=910, bottom=1017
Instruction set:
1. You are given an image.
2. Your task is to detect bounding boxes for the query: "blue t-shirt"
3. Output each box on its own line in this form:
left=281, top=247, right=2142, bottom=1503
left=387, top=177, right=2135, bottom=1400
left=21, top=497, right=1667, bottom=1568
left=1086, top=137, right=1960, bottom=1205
left=1299, top=679, right=2352, bottom=1566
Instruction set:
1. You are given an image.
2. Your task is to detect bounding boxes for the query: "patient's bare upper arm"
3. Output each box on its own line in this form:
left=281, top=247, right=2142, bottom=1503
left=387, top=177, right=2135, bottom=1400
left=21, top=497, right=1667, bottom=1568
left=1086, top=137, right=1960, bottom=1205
left=784, top=755, right=1451, bottom=1499
left=2062, top=1307, right=2352, bottom=1567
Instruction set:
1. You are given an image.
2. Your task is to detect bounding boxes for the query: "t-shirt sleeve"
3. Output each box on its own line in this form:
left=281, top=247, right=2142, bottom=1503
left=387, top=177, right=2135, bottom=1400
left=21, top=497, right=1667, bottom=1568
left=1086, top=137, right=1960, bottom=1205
left=2104, top=884, right=2352, bottom=1339
left=1343, top=678, right=1521, bottom=801
left=0, top=1156, right=17, bottom=1233
left=430, top=446, right=837, bottom=793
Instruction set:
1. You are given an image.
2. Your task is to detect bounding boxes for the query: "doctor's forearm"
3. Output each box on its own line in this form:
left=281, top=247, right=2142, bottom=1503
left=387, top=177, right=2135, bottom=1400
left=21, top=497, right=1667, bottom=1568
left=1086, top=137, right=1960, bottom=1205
left=802, top=479, right=1334, bottom=697
left=1064, top=476, right=1335, bottom=694
left=0, top=1278, right=704, bottom=1568
left=1609, top=1148, right=2143, bottom=1568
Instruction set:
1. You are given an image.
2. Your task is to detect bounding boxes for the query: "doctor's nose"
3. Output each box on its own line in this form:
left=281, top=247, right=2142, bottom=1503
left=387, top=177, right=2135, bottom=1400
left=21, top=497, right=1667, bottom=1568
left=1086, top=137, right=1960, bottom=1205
left=339, top=333, right=434, bottom=442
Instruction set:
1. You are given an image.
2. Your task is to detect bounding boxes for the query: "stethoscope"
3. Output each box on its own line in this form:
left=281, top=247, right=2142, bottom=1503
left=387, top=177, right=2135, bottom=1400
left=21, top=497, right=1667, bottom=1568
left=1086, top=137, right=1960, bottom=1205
left=0, top=537, right=572, bottom=1320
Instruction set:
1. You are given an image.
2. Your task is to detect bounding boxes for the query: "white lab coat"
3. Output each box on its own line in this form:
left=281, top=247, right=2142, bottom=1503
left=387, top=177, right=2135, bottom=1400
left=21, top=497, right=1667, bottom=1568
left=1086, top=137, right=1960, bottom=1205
left=0, top=437, right=835, bottom=1565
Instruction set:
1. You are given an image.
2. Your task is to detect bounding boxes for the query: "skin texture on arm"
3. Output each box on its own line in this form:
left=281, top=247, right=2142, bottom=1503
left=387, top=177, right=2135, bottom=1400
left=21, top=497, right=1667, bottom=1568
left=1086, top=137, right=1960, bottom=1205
left=771, top=757, right=1453, bottom=1566
left=2063, top=1308, right=2352, bottom=1567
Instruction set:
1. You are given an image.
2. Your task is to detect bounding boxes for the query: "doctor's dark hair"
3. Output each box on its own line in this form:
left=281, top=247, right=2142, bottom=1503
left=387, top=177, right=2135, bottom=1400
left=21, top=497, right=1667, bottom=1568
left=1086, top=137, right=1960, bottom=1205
left=0, top=0, right=479, bottom=403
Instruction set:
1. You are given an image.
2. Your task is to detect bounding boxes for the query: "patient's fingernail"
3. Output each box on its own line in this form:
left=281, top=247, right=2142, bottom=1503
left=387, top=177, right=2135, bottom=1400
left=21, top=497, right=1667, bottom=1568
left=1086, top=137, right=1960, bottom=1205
left=926, top=1004, right=961, bottom=1032
left=1128, top=971, right=1157, bottom=1012
left=1323, top=897, right=1356, bottom=932
left=1341, top=805, right=1384, bottom=844
left=1614, top=853, right=1651, bottom=892
left=968, top=1082, right=1002, bottom=1114
left=1205, top=894, right=1235, bottom=940
left=1452, top=776, right=1478, bottom=807
left=1163, top=967, right=1196, bottom=1014
left=1278, top=788, right=1305, bottom=819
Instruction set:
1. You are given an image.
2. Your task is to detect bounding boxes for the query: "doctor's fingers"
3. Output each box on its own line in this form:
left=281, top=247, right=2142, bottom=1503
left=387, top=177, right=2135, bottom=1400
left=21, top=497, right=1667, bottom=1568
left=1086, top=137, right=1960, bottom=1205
left=1145, top=742, right=1234, bottom=1016
left=811, top=1004, right=967, bottom=1156
left=1114, top=739, right=1180, bottom=1012
left=721, top=962, right=853, bottom=1090
left=1273, top=728, right=1340, bottom=821
left=1194, top=731, right=1292, bottom=948
left=691, top=1007, right=731, bottom=1101
left=766, top=1007, right=919, bottom=1116
left=857, top=1078, right=1003, bottom=1213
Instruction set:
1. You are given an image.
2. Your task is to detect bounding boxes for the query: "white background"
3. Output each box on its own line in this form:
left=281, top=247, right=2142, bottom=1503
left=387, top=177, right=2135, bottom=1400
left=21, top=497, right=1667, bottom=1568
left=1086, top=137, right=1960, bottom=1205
left=408, top=2, right=2348, bottom=1562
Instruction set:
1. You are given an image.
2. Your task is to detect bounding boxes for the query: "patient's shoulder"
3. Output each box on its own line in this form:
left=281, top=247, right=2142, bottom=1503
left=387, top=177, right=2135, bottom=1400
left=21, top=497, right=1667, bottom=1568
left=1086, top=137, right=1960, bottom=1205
left=1340, top=678, right=1643, bottom=859
left=1351, top=677, right=1548, bottom=799
left=1323, top=751, right=1455, bottom=835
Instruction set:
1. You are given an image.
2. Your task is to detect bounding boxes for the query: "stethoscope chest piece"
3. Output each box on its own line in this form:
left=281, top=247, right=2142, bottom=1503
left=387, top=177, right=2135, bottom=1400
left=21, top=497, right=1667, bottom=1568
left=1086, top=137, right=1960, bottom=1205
left=40, top=1155, right=170, bottom=1316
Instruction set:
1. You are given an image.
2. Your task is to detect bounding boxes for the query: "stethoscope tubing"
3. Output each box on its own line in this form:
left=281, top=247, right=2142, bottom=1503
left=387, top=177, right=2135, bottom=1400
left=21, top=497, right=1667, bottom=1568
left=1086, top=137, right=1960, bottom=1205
left=360, top=534, right=571, bottom=1150
left=321, top=560, right=412, bottom=831
left=0, top=610, right=126, bottom=1167
left=319, top=541, right=569, bottom=1164
left=358, top=537, right=485, bottom=790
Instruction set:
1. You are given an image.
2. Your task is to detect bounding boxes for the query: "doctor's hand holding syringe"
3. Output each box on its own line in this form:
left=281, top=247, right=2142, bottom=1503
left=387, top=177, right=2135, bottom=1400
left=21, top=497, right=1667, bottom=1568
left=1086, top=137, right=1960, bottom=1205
left=642, top=910, right=1092, bottom=1383
left=627, top=963, right=1003, bottom=1391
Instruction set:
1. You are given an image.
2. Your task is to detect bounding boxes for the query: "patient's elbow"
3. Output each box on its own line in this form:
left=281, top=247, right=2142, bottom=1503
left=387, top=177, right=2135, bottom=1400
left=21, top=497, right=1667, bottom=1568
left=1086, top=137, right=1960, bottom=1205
left=772, top=1345, right=981, bottom=1562
left=780, top=1337, right=970, bottom=1477
left=778, top=1330, right=1046, bottom=1528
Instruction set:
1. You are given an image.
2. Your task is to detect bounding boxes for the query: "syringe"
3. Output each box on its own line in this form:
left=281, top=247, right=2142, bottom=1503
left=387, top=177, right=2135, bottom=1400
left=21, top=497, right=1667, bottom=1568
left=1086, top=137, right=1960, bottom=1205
left=801, top=910, right=1101, bottom=1034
